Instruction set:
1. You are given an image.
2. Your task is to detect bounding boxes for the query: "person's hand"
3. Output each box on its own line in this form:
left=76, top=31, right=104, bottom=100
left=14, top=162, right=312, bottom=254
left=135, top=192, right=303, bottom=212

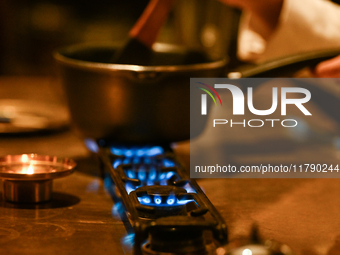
left=218, top=0, right=284, bottom=34
left=314, top=55, right=340, bottom=78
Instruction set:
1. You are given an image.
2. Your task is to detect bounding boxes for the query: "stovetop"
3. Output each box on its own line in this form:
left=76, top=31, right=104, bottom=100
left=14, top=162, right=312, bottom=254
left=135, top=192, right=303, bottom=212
left=1, top=140, right=340, bottom=255
left=1, top=77, right=340, bottom=255
left=95, top=144, right=228, bottom=255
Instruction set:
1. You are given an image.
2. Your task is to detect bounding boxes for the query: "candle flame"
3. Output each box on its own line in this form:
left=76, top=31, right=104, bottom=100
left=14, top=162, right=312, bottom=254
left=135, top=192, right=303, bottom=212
left=25, top=164, right=34, bottom=175
left=27, top=164, right=34, bottom=174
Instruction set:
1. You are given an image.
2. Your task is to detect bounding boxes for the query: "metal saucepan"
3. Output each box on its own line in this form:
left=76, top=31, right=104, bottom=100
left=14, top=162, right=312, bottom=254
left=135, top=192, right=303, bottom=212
left=54, top=43, right=227, bottom=144
left=54, top=43, right=340, bottom=144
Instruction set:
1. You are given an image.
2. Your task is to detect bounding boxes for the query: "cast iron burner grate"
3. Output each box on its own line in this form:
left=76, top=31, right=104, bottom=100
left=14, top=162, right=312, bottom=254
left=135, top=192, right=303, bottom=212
left=97, top=144, right=228, bottom=255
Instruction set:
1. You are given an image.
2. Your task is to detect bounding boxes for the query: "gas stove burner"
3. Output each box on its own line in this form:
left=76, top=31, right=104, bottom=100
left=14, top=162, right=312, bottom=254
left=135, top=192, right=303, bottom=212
left=110, top=146, right=176, bottom=169
left=119, top=165, right=179, bottom=192
left=134, top=185, right=188, bottom=206
left=110, top=145, right=196, bottom=195
left=120, top=167, right=196, bottom=196
left=111, top=146, right=165, bottom=157
left=111, top=150, right=176, bottom=170
left=130, top=186, right=191, bottom=218
left=97, top=144, right=228, bottom=255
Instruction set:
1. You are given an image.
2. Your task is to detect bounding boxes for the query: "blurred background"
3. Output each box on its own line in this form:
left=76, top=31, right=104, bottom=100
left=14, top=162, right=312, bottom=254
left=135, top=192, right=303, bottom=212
left=0, top=0, right=240, bottom=76
left=0, top=0, right=241, bottom=158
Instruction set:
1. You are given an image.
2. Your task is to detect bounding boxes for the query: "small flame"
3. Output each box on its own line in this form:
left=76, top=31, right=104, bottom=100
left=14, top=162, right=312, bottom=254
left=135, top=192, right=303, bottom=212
left=138, top=168, right=146, bottom=181
left=166, top=194, right=175, bottom=205
left=154, top=195, right=162, bottom=205
left=125, top=183, right=135, bottom=194
left=27, top=164, right=34, bottom=175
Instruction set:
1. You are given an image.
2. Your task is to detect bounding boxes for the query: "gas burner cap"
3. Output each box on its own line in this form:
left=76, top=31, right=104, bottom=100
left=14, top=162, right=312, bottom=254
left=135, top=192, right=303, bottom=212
left=0, top=154, right=76, bottom=203
left=130, top=186, right=191, bottom=219
left=134, top=185, right=189, bottom=208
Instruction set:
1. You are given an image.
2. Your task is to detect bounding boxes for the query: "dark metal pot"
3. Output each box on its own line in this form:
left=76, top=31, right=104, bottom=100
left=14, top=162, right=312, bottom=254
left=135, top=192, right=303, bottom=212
left=54, top=43, right=227, bottom=144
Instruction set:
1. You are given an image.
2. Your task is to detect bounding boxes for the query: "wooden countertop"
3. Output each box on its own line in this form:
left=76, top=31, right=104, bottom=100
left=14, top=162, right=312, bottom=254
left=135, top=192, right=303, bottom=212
left=0, top=76, right=339, bottom=255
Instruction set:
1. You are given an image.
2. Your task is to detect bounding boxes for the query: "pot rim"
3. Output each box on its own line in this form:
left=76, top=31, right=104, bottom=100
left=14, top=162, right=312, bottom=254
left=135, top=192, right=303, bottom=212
left=53, top=42, right=228, bottom=73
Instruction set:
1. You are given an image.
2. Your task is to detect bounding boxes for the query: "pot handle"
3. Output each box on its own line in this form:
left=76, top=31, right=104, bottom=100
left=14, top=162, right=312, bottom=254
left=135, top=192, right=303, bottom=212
left=225, top=48, right=340, bottom=125
left=226, top=48, right=340, bottom=78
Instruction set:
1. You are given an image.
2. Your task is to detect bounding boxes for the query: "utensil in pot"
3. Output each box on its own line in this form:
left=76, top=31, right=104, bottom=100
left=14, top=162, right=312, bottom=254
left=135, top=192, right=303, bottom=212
left=112, top=0, right=176, bottom=65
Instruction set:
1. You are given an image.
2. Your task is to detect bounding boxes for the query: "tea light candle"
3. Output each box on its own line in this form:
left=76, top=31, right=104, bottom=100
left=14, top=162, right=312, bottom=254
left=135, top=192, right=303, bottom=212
left=0, top=154, right=76, bottom=203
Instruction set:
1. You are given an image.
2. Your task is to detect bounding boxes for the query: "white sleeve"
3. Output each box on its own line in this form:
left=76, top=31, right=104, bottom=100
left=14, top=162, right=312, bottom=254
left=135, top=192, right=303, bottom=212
left=238, top=0, right=340, bottom=63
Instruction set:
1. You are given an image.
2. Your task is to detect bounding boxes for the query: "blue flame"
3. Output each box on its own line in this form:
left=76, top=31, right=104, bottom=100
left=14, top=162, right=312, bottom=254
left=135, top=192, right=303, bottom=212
left=154, top=196, right=162, bottom=205
left=127, top=169, right=135, bottom=179
left=138, top=196, right=151, bottom=204
left=167, top=198, right=175, bottom=205
left=137, top=194, right=193, bottom=207
left=146, top=146, right=164, bottom=157
left=138, top=168, right=146, bottom=181
left=84, top=138, right=99, bottom=153
left=125, top=149, right=133, bottom=157
left=136, top=148, right=146, bottom=157
left=103, top=175, right=112, bottom=189
left=111, top=146, right=165, bottom=158
left=133, top=157, right=141, bottom=164
left=123, top=157, right=131, bottom=164
left=166, top=172, right=175, bottom=179
left=111, top=147, right=124, bottom=156
left=149, top=167, right=157, bottom=180
left=160, top=180, right=168, bottom=186
left=183, top=183, right=196, bottom=193
left=177, top=199, right=194, bottom=205
left=109, top=145, right=188, bottom=197
left=111, top=202, right=124, bottom=220
left=144, top=157, right=151, bottom=164
left=123, top=168, right=179, bottom=193
left=121, top=233, right=135, bottom=249
left=159, top=173, right=166, bottom=180
left=163, top=158, right=175, bottom=167
left=167, top=194, right=175, bottom=205
left=125, top=183, right=135, bottom=194
left=113, top=159, right=122, bottom=169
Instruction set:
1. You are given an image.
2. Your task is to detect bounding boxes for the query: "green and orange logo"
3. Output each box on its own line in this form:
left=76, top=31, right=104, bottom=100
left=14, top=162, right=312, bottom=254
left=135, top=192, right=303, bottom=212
left=196, top=82, right=222, bottom=106
left=196, top=82, right=222, bottom=115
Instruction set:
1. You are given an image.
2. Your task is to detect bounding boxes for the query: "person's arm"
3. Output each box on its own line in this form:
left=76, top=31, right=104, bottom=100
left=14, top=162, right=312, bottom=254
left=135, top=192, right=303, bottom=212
left=219, top=0, right=284, bottom=35
left=220, top=0, right=340, bottom=63
left=315, top=55, right=340, bottom=78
